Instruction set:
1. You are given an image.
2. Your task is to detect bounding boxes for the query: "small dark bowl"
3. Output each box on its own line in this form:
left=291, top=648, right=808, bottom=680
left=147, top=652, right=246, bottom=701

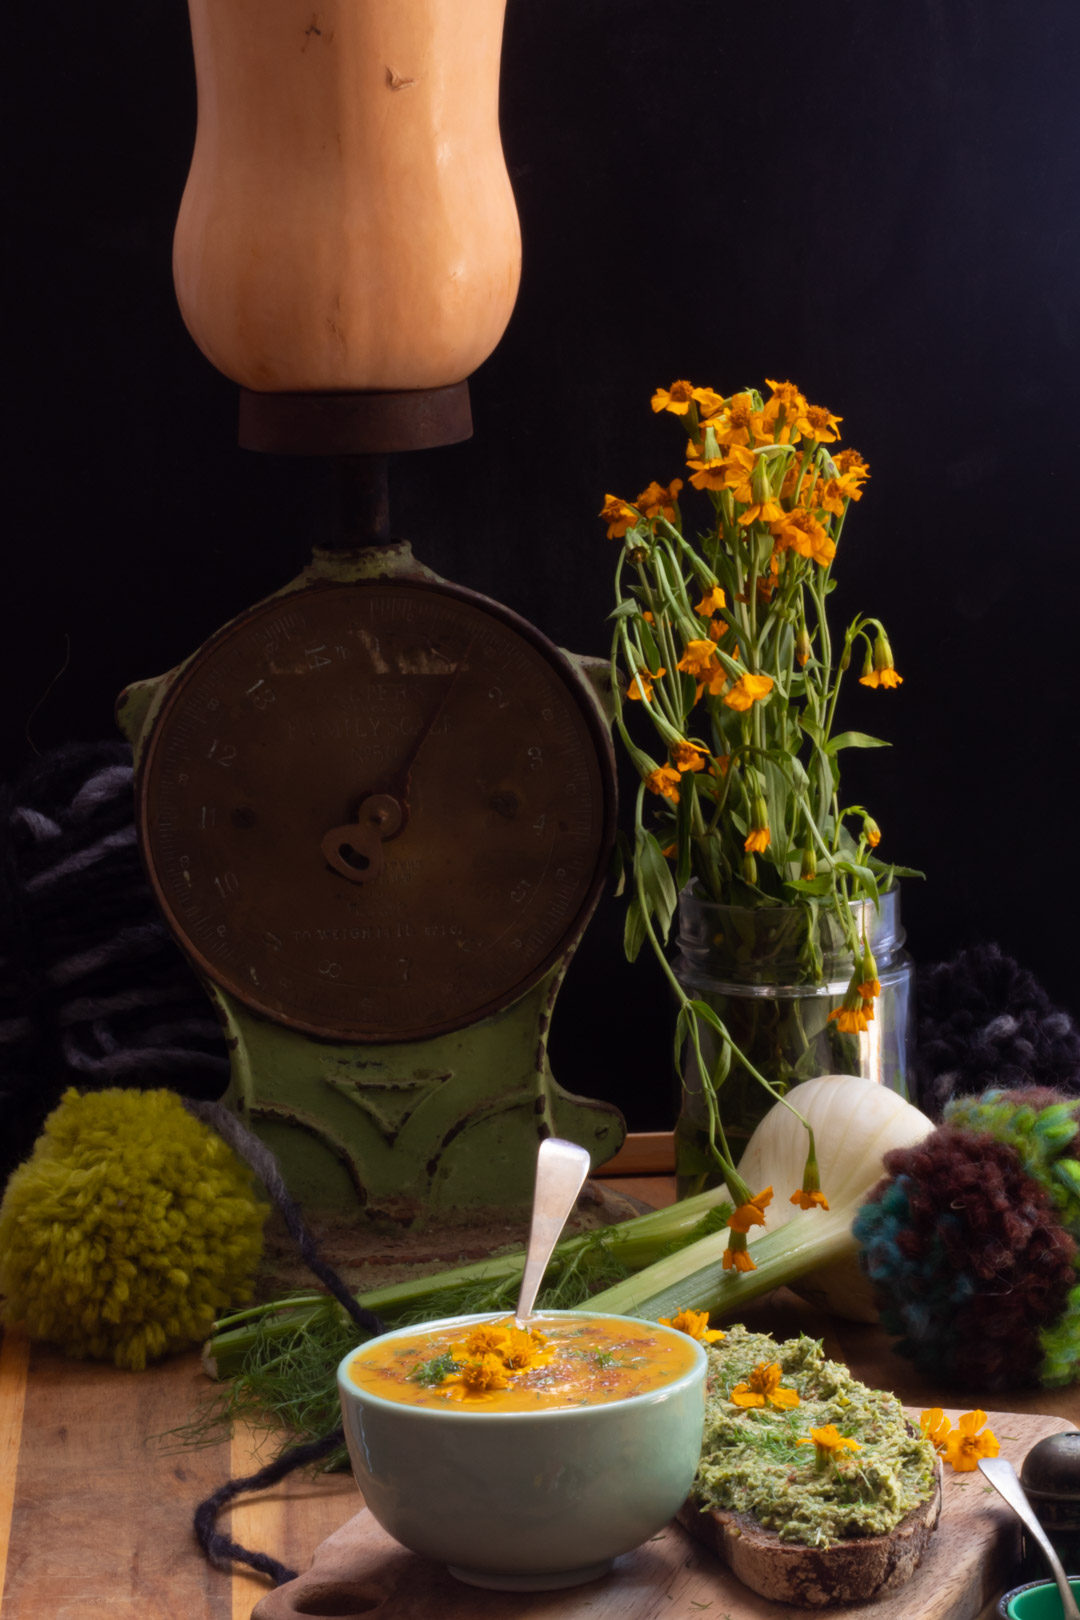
left=997, top=1576, right=1080, bottom=1618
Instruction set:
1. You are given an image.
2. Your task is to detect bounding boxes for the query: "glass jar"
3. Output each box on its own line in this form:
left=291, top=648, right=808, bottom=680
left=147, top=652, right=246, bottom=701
left=672, top=885, right=914, bottom=1196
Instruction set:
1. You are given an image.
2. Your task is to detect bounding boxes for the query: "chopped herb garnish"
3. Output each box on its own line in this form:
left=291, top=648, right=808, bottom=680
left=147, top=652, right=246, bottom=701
left=408, top=1352, right=461, bottom=1387
left=593, top=1350, right=618, bottom=1369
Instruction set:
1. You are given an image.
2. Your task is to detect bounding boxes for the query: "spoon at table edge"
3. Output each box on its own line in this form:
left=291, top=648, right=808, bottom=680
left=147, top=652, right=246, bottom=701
left=978, top=1456, right=1080, bottom=1620
left=513, top=1137, right=592, bottom=1328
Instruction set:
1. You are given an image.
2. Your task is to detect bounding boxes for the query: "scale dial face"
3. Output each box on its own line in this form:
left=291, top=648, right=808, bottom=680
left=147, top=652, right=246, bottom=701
left=138, top=578, right=615, bottom=1042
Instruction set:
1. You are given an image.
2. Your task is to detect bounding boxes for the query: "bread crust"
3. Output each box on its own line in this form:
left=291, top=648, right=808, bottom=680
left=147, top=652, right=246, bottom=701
left=676, top=1458, right=942, bottom=1608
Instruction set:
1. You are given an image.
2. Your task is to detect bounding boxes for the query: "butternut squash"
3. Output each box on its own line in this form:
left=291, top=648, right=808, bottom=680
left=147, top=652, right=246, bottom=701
left=174, top=0, right=521, bottom=392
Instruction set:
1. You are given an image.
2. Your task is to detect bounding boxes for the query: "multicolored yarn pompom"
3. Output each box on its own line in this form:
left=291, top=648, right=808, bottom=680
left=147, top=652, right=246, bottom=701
left=0, top=1087, right=267, bottom=1370
left=853, top=1088, right=1080, bottom=1390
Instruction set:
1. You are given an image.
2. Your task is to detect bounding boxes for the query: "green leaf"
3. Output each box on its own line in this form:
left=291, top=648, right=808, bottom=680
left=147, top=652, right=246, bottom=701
left=709, top=1038, right=732, bottom=1091
left=834, top=859, right=880, bottom=900
left=783, top=874, right=833, bottom=897
left=608, top=598, right=642, bottom=621
left=636, top=828, right=679, bottom=943
left=687, top=998, right=731, bottom=1043
left=623, top=894, right=647, bottom=963
left=610, top=830, right=632, bottom=898
left=868, top=858, right=925, bottom=881
left=638, top=619, right=662, bottom=671
left=826, top=731, right=891, bottom=754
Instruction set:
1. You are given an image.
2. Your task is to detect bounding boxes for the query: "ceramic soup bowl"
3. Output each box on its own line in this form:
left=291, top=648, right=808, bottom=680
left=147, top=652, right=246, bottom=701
left=336, top=1309, right=707, bottom=1591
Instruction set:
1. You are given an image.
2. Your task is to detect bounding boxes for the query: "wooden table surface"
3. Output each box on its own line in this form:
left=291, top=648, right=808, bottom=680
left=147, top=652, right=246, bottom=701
left=2, top=1167, right=1077, bottom=1620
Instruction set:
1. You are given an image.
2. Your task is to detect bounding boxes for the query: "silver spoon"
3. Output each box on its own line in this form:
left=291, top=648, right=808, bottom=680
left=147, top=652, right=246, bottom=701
left=978, top=1456, right=1080, bottom=1620
left=514, top=1137, right=592, bottom=1328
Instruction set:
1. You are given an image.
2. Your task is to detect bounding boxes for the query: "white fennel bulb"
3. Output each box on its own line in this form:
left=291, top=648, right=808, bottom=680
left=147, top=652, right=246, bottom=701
left=591, top=1073, right=933, bottom=1326
left=737, top=1074, right=934, bottom=1321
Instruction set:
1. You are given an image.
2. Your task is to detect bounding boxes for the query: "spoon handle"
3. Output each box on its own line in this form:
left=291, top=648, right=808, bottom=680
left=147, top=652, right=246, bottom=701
left=978, top=1457, right=1080, bottom=1620
left=514, top=1138, right=592, bottom=1328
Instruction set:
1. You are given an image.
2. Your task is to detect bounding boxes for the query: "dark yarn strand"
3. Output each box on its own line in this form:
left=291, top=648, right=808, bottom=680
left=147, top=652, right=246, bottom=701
left=185, top=1100, right=388, bottom=1340
left=193, top=1431, right=346, bottom=1587
left=0, top=742, right=229, bottom=1184
left=182, top=1101, right=387, bottom=1584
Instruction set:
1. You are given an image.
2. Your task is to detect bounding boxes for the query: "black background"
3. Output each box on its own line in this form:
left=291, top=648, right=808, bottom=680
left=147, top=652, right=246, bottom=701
left=6, top=0, right=1079, bottom=1129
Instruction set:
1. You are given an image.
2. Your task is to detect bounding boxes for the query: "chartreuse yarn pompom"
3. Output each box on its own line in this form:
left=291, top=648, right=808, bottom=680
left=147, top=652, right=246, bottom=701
left=0, top=1088, right=267, bottom=1370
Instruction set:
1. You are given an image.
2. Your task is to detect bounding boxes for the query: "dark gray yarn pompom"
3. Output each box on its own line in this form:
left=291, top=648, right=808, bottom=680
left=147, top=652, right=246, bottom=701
left=0, top=741, right=228, bottom=1186
left=915, top=942, right=1080, bottom=1118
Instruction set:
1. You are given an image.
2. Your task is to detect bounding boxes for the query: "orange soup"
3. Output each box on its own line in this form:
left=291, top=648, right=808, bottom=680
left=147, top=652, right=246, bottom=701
left=348, top=1314, right=700, bottom=1413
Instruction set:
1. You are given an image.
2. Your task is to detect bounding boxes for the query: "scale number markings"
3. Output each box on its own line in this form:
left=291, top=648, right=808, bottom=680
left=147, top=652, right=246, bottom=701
left=246, top=679, right=276, bottom=711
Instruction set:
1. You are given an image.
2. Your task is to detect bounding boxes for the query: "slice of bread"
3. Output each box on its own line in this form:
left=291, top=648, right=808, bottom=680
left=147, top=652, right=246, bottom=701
left=677, top=1458, right=942, bottom=1607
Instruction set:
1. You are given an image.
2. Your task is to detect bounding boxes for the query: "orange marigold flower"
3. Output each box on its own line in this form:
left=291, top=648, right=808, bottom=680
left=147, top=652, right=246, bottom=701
left=793, top=400, right=843, bottom=444
left=636, top=478, right=683, bottom=520
left=943, top=1410, right=1000, bottom=1472
left=447, top=1352, right=512, bottom=1397
left=686, top=451, right=731, bottom=492
left=695, top=585, right=728, bottom=619
left=652, top=380, right=695, bottom=415
left=457, top=1323, right=510, bottom=1358
left=857, top=978, right=881, bottom=1004
left=723, top=672, right=774, bottom=712
left=791, top=1143, right=828, bottom=1210
left=920, top=1408, right=951, bottom=1452
left=713, top=390, right=763, bottom=447
left=738, top=498, right=785, bottom=527
left=730, top=1361, right=800, bottom=1410
left=744, top=826, right=770, bottom=854
left=677, top=639, right=723, bottom=678
left=599, top=493, right=640, bottom=539
left=866, top=818, right=882, bottom=848
left=834, top=447, right=870, bottom=484
left=798, top=1424, right=861, bottom=1460
left=760, top=379, right=808, bottom=443
left=672, top=741, right=707, bottom=774
left=818, top=471, right=866, bottom=513
left=498, top=1323, right=550, bottom=1370
left=859, top=666, right=904, bottom=689
left=771, top=509, right=836, bottom=569
left=627, top=666, right=665, bottom=702
left=729, top=1186, right=773, bottom=1233
left=690, top=386, right=726, bottom=419
left=790, top=1187, right=829, bottom=1211
left=645, top=765, right=682, bottom=803
left=723, top=1243, right=756, bottom=1273
left=828, top=1003, right=871, bottom=1033
left=659, top=1308, right=725, bottom=1344
left=859, top=630, right=902, bottom=689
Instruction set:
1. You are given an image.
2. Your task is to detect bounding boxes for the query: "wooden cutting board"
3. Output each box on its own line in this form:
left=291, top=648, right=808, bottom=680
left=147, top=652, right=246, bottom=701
left=251, top=1409, right=1074, bottom=1620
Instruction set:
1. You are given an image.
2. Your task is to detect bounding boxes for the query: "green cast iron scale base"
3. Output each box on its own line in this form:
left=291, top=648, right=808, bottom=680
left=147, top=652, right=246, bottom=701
left=117, top=389, right=625, bottom=1224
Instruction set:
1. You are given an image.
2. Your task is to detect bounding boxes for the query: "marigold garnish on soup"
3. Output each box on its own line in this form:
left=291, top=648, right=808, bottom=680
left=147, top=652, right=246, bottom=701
left=348, top=1315, right=700, bottom=1412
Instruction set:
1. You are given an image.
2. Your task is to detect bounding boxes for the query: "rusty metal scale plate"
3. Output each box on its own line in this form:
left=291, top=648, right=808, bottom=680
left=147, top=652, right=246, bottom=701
left=137, top=575, right=615, bottom=1044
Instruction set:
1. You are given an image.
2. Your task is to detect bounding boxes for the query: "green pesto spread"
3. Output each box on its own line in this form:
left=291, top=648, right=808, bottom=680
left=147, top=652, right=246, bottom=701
left=691, top=1325, right=938, bottom=1548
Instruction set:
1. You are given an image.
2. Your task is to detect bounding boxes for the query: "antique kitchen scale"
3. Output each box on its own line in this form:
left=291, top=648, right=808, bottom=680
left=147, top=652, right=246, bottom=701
left=118, top=0, right=626, bottom=1223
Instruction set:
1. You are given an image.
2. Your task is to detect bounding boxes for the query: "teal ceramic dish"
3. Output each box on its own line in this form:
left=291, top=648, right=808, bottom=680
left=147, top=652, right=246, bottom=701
left=998, top=1577, right=1080, bottom=1618
left=336, top=1309, right=708, bottom=1591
